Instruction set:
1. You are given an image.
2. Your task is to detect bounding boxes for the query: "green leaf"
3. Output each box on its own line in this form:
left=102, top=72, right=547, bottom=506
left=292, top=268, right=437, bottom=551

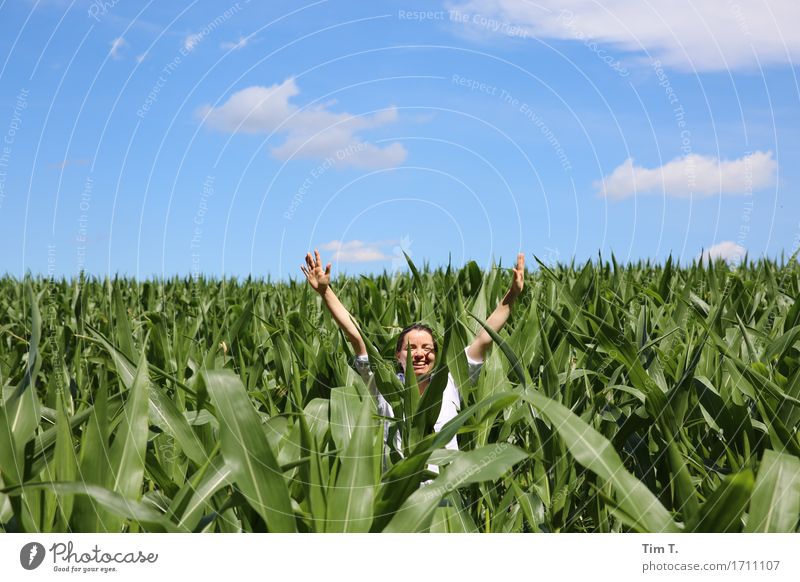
left=176, top=456, right=234, bottom=532
left=403, top=250, right=423, bottom=292
left=745, top=450, right=800, bottom=532
left=537, top=317, right=559, bottom=398
left=201, top=369, right=296, bottom=532
left=6, top=282, right=43, bottom=449
left=329, top=384, right=362, bottom=452
left=0, top=406, right=21, bottom=485
left=513, top=481, right=546, bottom=532
left=403, top=344, right=421, bottom=449
left=103, top=343, right=151, bottom=532
left=1, top=481, right=177, bottom=532
left=326, top=395, right=377, bottom=532
left=415, top=365, right=449, bottom=438
left=71, top=383, right=113, bottom=532
left=113, top=285, right=137, bottom=361
left=0, top=405, right=22, bottom=526
left=360, top=329, right=405, bottom=415
left=298, top=413, right=327, bottom=531
left=690, top=470, right=753, bottom=533
left=148, top=385, right=207, bottom=466
left=383, top=443, right=528, bottom=532
left=372, top=391, right=520, bottom=531
left=52, top=391, right=78, bottom=525
left=13, top=281, right=42, bottom=398
left=521, top=390, right=680, bottom=533
left=303, top=398, right=329, bottom=447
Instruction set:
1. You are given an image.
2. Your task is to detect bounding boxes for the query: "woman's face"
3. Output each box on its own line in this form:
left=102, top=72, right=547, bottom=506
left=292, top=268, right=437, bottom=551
left=396, top=329, right=436, bottom=377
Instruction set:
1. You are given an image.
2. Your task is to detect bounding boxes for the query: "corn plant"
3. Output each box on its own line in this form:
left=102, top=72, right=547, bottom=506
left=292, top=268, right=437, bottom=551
left=1, top=255, right=799, bottom=532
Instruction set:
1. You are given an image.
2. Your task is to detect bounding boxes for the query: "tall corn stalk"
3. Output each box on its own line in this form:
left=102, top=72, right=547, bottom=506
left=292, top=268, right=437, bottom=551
left=1, top=256, right=798, bottom=532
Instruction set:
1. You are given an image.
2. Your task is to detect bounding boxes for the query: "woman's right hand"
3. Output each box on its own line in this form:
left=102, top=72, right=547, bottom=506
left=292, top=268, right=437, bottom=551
left=301, top=249, right=331, bottom=295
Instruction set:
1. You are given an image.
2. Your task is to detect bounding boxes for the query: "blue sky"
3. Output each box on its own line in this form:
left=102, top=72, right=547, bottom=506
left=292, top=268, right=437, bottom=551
left=1, top=0, right=798, bottom=279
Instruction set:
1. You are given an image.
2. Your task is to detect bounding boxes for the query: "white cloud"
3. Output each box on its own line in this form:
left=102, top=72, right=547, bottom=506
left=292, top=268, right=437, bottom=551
left=447, top=0, right=800, bottom=71
left=320, top=240, right=391, bottom=262
left=109, top=36, right=126, bottom=59
left=184, top=33, right=203, bottom=53
left=699, top=241, right=747, bottom=263
left=596, top=151, right=776, bottom=200
left=198, top=78, right=407, bottom=169
left=221, top=36, right=250, bottom=51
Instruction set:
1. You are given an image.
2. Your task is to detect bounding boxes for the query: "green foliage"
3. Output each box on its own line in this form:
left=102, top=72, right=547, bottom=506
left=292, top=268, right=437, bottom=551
left=0, top=256, right=799, bottom=532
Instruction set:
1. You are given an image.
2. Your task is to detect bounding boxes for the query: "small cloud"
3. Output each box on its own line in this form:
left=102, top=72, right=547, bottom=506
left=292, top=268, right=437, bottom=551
left=699, top=241, right=747, bottom=264
left=136, top=52, right=147, bottom=63
left=596, top=151, right=777, bottom=200
left=221, top=36, right=250, bottom=50
left=110, top=36, right=126, bottom=59
left=184, top=32, right=203, bottom=53
left=198, top=78, right=407, bottom=169
left=320, top=240, right=392, bottom=263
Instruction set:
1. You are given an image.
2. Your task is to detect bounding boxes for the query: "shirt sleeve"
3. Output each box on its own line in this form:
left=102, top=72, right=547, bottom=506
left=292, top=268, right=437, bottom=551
left=465, top=347, right=484, bottom=384
left=354, top=354, right=373, bottom=386
left=354, top=354, right=393, bottom=417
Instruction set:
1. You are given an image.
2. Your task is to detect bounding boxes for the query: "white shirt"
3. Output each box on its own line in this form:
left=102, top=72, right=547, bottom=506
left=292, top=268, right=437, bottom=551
left=353, top=347, right=484, bottom=462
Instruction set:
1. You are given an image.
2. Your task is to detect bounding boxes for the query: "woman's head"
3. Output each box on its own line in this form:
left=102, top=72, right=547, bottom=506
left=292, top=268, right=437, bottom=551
left=395, top=323, right=437, bottom=377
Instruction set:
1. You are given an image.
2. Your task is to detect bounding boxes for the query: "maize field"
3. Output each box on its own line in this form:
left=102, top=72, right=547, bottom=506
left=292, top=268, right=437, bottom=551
left=1, top=255, right=799, bottom=533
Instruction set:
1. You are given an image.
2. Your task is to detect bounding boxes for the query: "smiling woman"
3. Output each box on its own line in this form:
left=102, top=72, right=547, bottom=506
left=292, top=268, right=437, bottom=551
left=371, top=322, right=481, bottom=454
left=300, top=248, right=526, bottom=454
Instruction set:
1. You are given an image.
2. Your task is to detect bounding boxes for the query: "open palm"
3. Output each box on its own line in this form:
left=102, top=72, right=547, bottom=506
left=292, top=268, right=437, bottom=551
left=301, top=249, right=331, bottom=294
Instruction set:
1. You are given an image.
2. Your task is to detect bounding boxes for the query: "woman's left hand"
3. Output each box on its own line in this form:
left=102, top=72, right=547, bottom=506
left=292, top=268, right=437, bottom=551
left=507, top=252, right=525, bottom=301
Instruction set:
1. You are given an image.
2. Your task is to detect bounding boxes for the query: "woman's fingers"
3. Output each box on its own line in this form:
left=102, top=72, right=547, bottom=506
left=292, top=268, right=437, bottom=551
left=304, top=250, right=327, bottom=277
left=514, top=254, right=525, bottom=287
left=505, top=253, right=524, bottom=296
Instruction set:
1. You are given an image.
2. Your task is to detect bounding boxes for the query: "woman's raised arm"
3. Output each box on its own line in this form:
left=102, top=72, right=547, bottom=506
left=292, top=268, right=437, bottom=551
left=301, top=249, right=367, bottom=357
left=466, top=252, right=525, bottom=362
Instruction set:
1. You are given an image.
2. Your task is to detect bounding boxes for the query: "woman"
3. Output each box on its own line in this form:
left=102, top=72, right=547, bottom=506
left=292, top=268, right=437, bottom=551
left=301, top=249, right=525, bottom=454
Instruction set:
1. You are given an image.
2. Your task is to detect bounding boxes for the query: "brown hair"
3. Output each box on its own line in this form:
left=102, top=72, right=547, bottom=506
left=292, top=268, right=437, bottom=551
left=395, top=323, right=438, bottom=356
